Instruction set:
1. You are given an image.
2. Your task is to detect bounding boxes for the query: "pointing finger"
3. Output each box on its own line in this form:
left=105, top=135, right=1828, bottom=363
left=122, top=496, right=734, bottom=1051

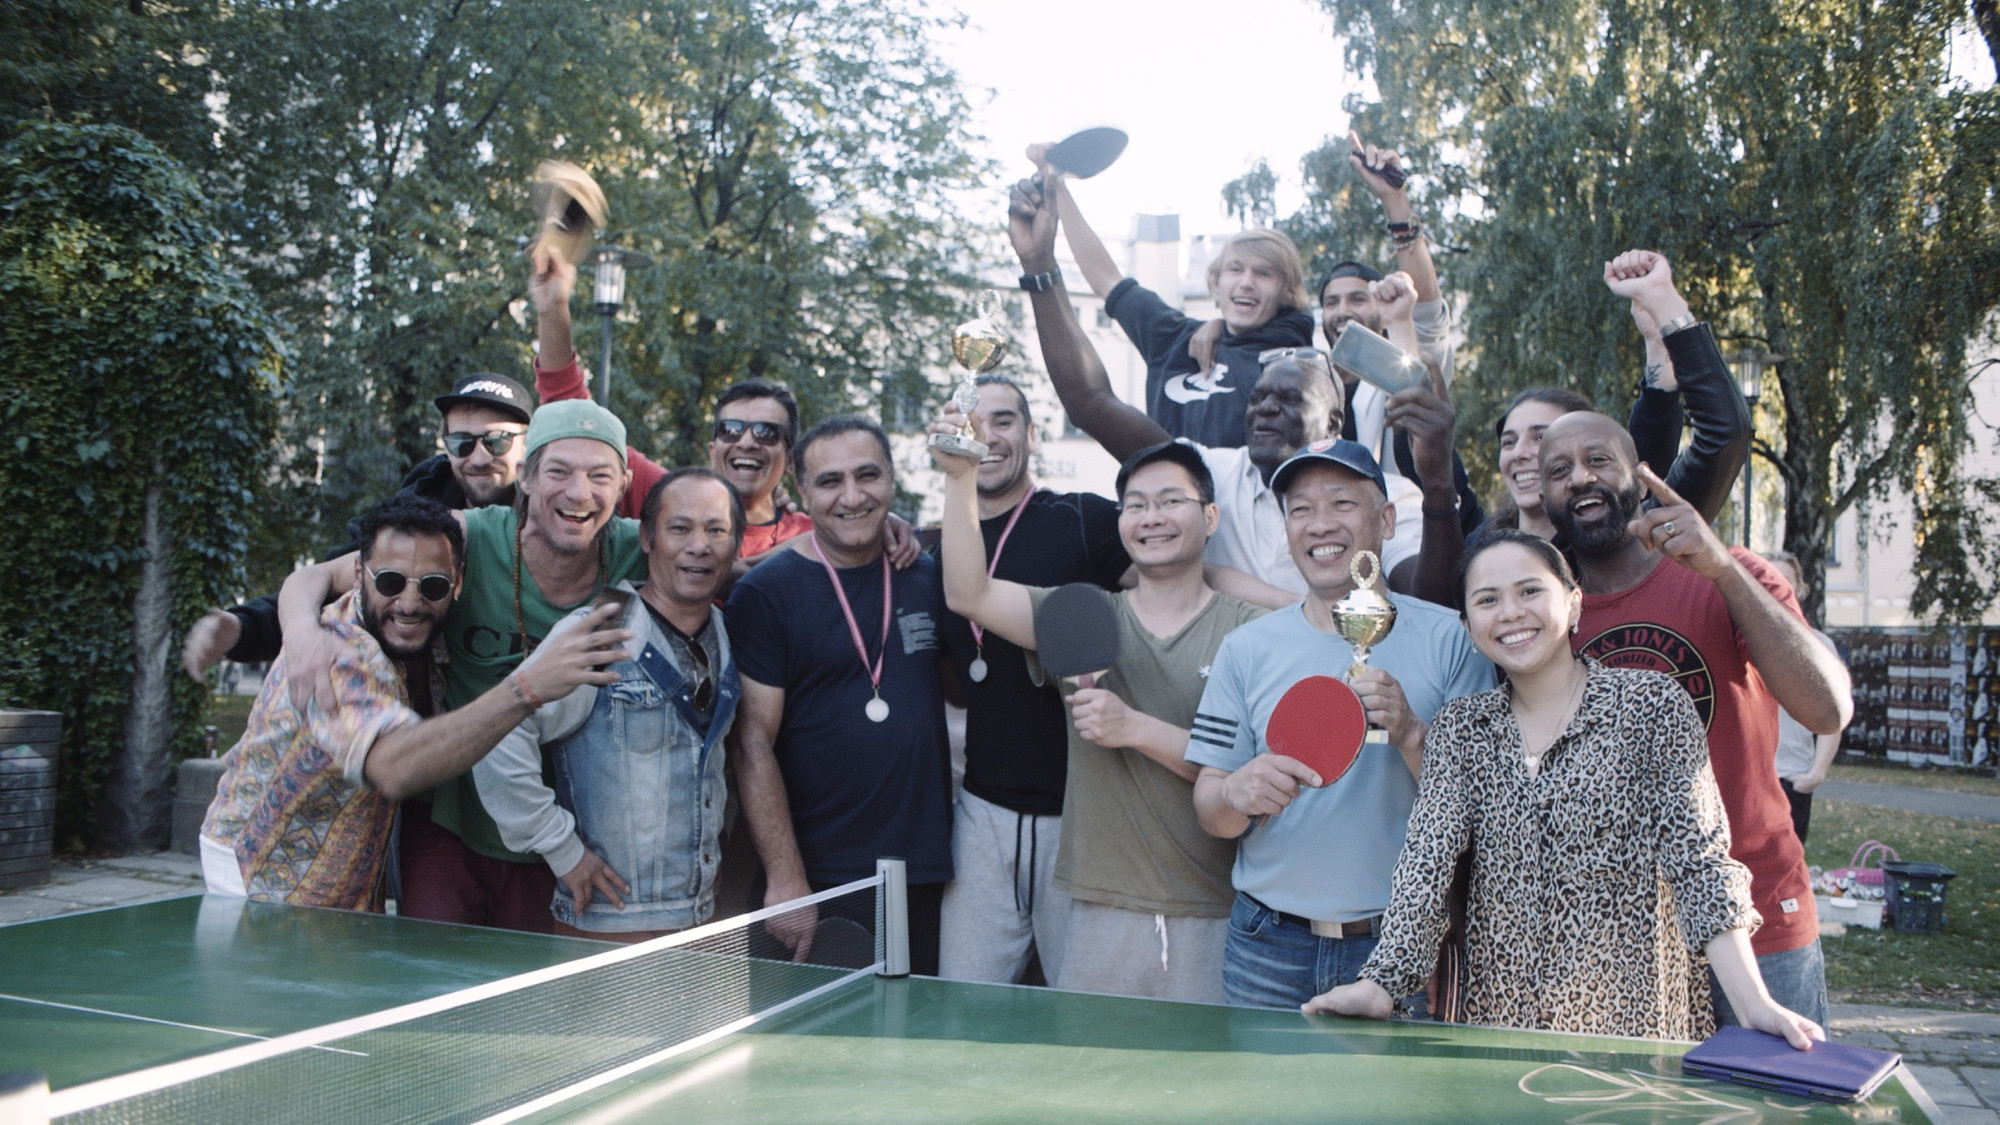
left=1635, top=462, right=1688, bottom=509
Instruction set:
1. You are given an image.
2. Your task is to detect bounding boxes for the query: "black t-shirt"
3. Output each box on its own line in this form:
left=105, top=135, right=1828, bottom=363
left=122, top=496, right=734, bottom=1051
left=1103, top=277, right=1316, bottom=450
left=724, top=548, right=954, bottom=884
left=937, top=490, right=1130, bottom=816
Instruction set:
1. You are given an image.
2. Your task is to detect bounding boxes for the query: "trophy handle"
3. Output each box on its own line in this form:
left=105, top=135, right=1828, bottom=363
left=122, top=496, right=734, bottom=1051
left=1348, top=549, right=1382, bottom=592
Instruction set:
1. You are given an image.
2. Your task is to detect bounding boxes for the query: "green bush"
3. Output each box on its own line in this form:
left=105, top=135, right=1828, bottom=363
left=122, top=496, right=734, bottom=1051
left=0, top=122, right=281, bottom=849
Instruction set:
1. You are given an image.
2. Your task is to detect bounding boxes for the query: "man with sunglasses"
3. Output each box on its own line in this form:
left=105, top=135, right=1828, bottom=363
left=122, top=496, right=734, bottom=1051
left=181, top=372, right=535, bottom=675
left=473, top=468, right=744, bottom=938
left=199, top=494, right=626, bottom=909
left=272, top=399, right=651, bottom=931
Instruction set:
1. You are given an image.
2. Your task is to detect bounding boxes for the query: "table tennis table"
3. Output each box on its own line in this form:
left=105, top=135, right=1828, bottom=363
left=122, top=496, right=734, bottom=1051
left=1, top=891, right=1944, bottom=1124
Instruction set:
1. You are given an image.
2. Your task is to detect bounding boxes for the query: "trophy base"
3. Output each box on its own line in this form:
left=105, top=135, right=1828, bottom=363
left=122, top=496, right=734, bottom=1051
left=928, top=432, right=989, bottom=460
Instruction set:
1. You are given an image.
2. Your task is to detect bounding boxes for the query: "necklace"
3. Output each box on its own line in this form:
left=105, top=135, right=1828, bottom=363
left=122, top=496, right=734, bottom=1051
left=513, top=521, right=609, bottom=656
left=1518, top=662, right=1588, bottom=779
left=810, top=531, right=894, bottom=722
left=968, top=486, right=1034, bottom=683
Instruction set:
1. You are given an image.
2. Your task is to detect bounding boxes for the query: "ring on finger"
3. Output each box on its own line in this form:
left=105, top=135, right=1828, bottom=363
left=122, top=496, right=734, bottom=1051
left=1660, top=520, right=1677, bottom=537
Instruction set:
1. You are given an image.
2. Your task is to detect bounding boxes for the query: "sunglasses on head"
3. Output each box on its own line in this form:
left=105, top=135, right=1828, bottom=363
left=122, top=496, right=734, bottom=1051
left=713, top=418, right=787, bottom=447
left=364, top=565, right=454, bottom=603
left=1258, top=346, right=1329, bottom=366
left=442, top=430, right=521, bottom=458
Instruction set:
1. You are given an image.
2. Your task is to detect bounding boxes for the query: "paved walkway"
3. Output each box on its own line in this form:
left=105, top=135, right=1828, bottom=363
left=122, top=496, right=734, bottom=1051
left=3, top=848, right=1996, bottom=1119
left=1821, top=779, right=2000, bottom=824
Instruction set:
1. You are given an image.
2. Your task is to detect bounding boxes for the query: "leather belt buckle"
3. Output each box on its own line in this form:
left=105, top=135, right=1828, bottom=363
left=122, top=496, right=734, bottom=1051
left=1310, top=915, right=1377, bottom=939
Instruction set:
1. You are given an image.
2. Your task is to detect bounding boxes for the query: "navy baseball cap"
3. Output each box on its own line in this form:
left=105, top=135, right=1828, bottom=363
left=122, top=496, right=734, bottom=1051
left=1269, top=438, right=1387, bottom=499
left=1115, top=439, right=1215, bottom=504
left=434, top=373, right=533, bottom=425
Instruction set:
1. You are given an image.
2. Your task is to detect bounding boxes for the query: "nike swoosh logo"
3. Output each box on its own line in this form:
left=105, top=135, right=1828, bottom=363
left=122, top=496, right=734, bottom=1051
left=1162, top=363, right=1235, bottom=404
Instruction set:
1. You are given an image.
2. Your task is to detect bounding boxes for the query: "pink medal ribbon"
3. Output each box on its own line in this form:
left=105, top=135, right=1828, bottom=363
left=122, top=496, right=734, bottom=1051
left=967, top=487, right=1034, bottom=683
left=811, top=532, right=894, bottom=722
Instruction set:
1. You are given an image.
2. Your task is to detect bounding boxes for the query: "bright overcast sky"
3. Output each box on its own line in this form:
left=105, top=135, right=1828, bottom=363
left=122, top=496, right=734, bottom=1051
left=933, top=0, right=1362, bottom=240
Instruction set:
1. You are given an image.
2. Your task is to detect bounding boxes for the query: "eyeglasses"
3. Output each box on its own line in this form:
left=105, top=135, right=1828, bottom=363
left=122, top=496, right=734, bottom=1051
left=1119, top=495, right=1202, bottom=517
left=713, top=418, right=787, bottom=447
left=364, top=565, right=454, bottom=603
left=1258, top=346, right=1330, bottom=367
left=442, top=430, right=522, bottom=458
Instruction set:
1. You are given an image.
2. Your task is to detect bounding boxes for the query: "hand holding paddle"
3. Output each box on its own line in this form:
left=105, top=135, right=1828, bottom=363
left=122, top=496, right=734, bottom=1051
left=1220, top=754, right=1324, bottom=820
left=1265, top=675, right=1368, bottom=789
left=1348, top=129, right=1409, bottom=193
left=1028, top=127, right=1130, bottom=180
left=1069, top=687, right=1141, bottom=747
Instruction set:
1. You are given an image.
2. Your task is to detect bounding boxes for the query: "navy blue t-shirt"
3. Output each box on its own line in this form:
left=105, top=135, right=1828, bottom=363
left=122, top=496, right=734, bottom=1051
left=724, top=547, right=953, bottom=885
left=937, top=490, right=1130, bottom=817
left=1104, top=277, right=1316, bottom=450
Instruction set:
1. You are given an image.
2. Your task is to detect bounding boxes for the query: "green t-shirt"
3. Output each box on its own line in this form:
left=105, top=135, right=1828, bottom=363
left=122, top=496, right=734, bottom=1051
left=430, top=505, right=646, bottom=863
left=1027, top=587, right=1265, bottom=917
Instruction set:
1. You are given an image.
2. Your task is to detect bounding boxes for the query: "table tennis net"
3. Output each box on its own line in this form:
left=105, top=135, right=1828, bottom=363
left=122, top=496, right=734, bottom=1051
left=51, top=874, right=896, bottom=1125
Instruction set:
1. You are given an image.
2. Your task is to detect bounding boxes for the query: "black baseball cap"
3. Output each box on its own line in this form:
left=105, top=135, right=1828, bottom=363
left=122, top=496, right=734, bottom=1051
left=434, top=373, right=532, bottom=425
left=1269, top=438, right=1387, bottom=500
left=1318, top=261, right=1384, bottom=292
left=1116, top=439, right=1215, bottom=504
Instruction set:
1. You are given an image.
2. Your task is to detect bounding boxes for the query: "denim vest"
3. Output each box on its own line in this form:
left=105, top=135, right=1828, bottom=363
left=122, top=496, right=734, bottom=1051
left=546, top=605, right=738, bottom=932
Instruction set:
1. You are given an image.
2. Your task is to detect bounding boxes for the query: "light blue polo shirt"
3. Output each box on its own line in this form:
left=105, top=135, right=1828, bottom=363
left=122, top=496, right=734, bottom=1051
left=1188, top=597, right=1494, bottom=922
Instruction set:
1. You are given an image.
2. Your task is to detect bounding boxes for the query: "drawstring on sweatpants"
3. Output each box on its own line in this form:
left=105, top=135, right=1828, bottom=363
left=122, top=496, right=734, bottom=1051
left=1011, top=812, right=1037, bottom=916
left=1155, top=913, right=1170, bottom=972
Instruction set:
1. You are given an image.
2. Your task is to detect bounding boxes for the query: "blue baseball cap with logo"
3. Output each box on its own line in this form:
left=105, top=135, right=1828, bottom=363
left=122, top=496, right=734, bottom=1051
left=1269, top=438, right=1387, bottom=500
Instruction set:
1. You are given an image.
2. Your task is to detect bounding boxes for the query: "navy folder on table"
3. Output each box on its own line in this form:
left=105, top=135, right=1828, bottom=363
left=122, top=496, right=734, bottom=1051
left=1682, top=1026, right=1902, bottom=1103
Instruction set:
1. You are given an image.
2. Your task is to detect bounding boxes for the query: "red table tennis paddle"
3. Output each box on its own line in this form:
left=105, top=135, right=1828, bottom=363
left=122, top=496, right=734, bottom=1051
left=1265, top=675, right=1368, bottom=786
left=1034, top=583, right=1121, bottom=689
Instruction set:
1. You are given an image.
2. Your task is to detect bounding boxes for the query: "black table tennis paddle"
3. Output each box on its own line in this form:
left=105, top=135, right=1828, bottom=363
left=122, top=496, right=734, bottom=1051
left=1045, top=127, right=1129, bottom=180
left=1034, top=583, right=1121, bottom=689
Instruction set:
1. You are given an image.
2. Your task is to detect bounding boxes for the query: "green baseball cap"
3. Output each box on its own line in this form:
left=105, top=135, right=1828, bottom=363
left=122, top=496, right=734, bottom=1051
left=525, top=399, right=627, bottom=464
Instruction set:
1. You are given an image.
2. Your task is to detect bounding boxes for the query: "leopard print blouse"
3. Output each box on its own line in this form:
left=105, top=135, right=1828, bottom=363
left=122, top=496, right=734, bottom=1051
left=1360, top=660, right=1759, bottom=1040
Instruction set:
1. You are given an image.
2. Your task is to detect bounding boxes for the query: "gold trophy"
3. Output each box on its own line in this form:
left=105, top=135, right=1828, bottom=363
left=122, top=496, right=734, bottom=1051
left=1331, top=549, right=1398, bottom=742
left=928, top=308, right=1008, bottom=460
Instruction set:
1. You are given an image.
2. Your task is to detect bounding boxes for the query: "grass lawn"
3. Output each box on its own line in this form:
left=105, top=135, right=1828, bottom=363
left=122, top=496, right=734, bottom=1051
left=1830, top=760, right=2000, bottom=798
left=1807, top=798, right=2000, bottom=1007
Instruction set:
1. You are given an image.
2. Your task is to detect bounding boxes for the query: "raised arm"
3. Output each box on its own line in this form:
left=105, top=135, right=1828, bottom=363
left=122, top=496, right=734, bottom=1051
left=1603, top=251, right=1749, bottom=523
left=1009, top=176, right=1168, bottom=463
left=1631, top=465, right=1852, bottom=733
left=1025, top=144, right=1124, bottom=298
left=930, top=404, right=1039, bottom=648
left=529, top=241, right=578, bottom=374
left=1351, top=131, right=1440, bottom=306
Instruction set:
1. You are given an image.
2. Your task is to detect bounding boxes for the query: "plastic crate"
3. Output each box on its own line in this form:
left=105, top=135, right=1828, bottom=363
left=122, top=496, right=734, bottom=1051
left=1814, top=893, right=1885, bottom=929
left=1882, top=860, right=1957, bottom=934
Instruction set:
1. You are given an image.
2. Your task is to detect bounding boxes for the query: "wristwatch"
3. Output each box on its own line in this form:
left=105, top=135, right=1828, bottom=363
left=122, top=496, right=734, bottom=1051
left=1019, top=270, right=1059, bottom=293
left=1656, top=312, right=1698, bottom=338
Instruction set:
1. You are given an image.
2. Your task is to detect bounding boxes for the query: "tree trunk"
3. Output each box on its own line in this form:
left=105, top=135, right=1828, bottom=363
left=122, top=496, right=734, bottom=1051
left=100, top=480, right=176, bottom=853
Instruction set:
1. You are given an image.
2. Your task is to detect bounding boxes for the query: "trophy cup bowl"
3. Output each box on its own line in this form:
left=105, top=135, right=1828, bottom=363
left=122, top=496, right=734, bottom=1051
left=930, top=313, right=1009, bottom=461
left=1330, top=550, right=1397, bottom=740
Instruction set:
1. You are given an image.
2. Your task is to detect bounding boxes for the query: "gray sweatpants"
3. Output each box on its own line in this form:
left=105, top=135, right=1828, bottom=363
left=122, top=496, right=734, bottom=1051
left=1054, top=899, right=1227, bottom=1004
left=939, top=790, right=1071, bottom=984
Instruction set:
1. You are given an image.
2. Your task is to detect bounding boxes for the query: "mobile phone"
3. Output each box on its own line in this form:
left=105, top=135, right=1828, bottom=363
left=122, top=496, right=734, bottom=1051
left=1330, top=322, right=1426, bottom=395
left=589, top=587, right=633, bottom=628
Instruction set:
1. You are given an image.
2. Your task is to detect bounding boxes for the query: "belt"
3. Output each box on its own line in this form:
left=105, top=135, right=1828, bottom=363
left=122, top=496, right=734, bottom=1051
left=1250, top=895, right=1379, bottom=939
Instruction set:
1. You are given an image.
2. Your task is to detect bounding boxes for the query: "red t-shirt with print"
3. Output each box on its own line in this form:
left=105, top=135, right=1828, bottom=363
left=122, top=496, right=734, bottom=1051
left=1572, top=547, right=1818, bottom=956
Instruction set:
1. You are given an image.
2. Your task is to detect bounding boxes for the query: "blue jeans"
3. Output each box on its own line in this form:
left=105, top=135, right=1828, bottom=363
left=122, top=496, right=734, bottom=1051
left=1224, top=892, right=1417, bottom=1012
left=1711, top=938, right=1828, bottom=1030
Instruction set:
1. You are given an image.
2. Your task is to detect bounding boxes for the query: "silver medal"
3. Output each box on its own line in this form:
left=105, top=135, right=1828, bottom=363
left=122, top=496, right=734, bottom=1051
left=968, top=657, right=988, bottom=683
left=866, top=696, right=890, bottom=723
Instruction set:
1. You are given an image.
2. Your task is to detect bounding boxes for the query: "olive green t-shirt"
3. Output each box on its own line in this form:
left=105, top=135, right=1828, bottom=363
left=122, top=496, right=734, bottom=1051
left=1027, top=587, right=1265, bottom=917
left=431, top=505, right=645, bottom=863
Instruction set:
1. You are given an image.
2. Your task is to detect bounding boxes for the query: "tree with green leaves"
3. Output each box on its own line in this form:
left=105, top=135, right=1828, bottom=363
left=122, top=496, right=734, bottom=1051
left=1264, top=0, right=2000, bottom=622
left=0, top=122, right=281, bottom=849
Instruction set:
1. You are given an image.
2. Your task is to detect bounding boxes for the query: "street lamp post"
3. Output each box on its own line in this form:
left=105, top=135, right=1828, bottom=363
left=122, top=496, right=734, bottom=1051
left=591, top=246, right=654, bottom=404
left=1728, top=348, right=1783, bottom=548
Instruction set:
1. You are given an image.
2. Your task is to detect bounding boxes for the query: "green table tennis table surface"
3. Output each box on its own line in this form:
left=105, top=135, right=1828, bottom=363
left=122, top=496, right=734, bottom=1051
left=1, top=895, right=1942, bottom=1124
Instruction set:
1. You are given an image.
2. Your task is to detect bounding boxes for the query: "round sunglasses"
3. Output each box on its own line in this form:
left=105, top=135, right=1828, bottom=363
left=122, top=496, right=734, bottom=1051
left=364, top=564, right=454, bottom=602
